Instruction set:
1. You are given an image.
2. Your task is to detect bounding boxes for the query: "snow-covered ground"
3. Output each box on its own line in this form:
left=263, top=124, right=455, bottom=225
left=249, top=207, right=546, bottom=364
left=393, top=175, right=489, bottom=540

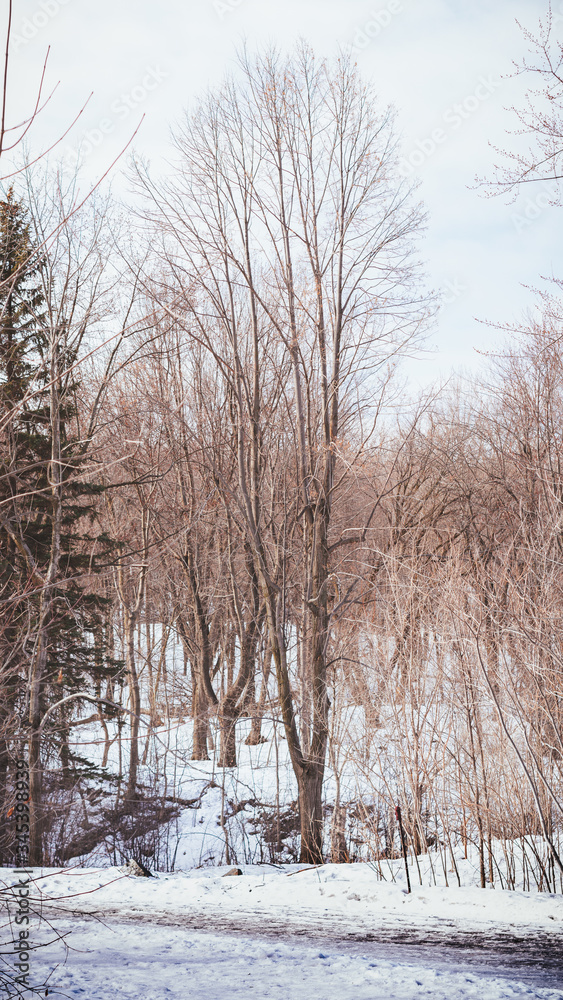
left=2, top=863, right=563, bottom=999
left=8, top=651, right=561, bottom=997
left=17, top=921, right=563, bottom=1000
left=19, top=861, right=563, bottom=935
left=61, top=714, right=563, bottom=896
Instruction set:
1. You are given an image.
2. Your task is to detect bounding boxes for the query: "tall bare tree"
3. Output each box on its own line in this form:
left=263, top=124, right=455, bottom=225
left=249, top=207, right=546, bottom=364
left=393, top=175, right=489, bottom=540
left=136, top=46, right=429, bottom=861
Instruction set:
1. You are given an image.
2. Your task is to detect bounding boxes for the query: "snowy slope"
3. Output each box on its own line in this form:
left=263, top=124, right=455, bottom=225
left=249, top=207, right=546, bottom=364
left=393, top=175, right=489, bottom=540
left=24, top=862, right=563, bottom=937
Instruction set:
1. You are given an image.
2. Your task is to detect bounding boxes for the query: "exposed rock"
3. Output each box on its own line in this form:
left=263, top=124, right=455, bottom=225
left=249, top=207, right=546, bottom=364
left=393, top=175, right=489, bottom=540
left=222, top=867, right=243, bottom=877
left=122, top=858, right=154, bottom=877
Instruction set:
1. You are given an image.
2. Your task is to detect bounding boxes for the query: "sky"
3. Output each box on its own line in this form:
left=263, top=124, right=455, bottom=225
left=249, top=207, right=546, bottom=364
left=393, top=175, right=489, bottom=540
left=2, top=0, right=561, bottom=390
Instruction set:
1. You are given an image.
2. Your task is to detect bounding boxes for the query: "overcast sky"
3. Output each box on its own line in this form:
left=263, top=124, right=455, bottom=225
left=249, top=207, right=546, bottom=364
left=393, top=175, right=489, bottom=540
left=3, top=0, right=561, bottom=389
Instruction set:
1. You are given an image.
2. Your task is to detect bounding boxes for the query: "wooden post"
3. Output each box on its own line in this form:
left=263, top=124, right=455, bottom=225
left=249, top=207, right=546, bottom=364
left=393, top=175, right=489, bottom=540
left=395, top=804, right=411, bottom=894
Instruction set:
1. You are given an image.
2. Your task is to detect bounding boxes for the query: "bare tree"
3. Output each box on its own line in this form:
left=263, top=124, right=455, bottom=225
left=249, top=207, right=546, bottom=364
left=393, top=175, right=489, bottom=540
left=135, top=46, right=429, bottom=861
left=480, top=3, right=563, bottom=200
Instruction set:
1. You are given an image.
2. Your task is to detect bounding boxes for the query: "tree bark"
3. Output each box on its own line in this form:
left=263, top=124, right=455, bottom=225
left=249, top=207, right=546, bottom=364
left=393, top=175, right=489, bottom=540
left=124, top=608, right=141, bottom=803
left=217, top=701, right=237, bottom=768
left=192, top=676, right=210, bottom=760
left=297, top=764, right=325, bottom=864
left=330, top=803, right=348, bottom=863
left=245, top=644, right=271, bottom=746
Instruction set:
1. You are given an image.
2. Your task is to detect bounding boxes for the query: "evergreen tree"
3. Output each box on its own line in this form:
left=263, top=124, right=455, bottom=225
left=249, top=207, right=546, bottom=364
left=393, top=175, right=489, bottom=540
left=0, top=190, right=119, bottom=865
left=0, top=188, right=46, bottom=864
left=0, top=187, right=46, bottom=403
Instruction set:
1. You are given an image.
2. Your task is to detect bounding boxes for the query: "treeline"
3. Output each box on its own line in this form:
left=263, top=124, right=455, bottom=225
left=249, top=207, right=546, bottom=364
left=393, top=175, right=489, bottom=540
left=0, top=45, right=562, bottom=879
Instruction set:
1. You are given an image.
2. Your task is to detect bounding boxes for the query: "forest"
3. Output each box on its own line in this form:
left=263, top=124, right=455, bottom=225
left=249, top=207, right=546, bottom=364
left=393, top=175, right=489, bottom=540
left=2, top=22, right=563, bottom=895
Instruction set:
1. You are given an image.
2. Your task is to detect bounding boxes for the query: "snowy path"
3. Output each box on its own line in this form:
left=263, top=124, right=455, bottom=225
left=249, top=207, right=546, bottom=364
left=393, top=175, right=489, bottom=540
left=24, top=918, right=563, bottom=1000
left=37, top=898, right=563, bottom=982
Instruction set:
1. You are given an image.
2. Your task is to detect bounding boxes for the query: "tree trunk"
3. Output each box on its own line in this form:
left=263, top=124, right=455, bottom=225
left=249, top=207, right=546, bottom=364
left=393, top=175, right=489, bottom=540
left=245, top=717, right=267, bottom=745
left=245, top=647, right=269, bottom=745
left=28, top=340, right=63, bottom=863
left=124, top=610, right=141, bottom=802
left=330, top=803, right=348, bottom=863
left=297, top=764, right=325, bottom=863
left=28, top=710, right=43, bottom=865
left=28, top=633, right=48, bottom=866
left=410, top=782, right=426, bottom=856
left=217, top=701, right=237, bottom=767
left=192, top=676, right=210, bottom=760
left=59, top=703, right=70, bottom=788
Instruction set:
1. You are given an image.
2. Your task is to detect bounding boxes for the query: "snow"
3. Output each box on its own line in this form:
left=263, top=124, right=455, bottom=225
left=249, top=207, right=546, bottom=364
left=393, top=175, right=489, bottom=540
left=23, top=922, right=563, bottom=1000
left=61, top=714, right=563, bottom=895
left=22, top=862, right=563, bottom=936
left=2, top=864, right=563, bottom=999
left=7, top=657, right=562, bottom=997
